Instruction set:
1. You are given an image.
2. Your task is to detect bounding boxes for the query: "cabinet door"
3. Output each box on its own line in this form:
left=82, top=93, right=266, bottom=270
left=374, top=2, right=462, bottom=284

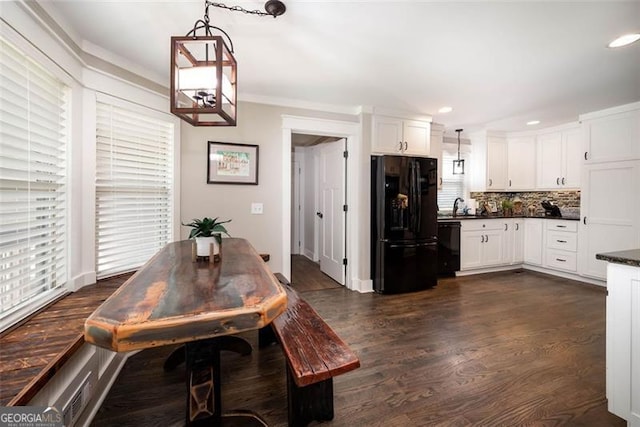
left=501, top=220, right=514, bottom=265
left=430, top=127, right=444, bottom=189
left=537, top=132, right=563, bottom=189
left=512, top=220, right=525, bottom=264
left=524, top=219, right=543, bottom=265
left=482, top=229, right=504, bottom=266
left=579, top=161, right=640, bottom=280
left=507, top=137, right=536, bottom=190
left=460, top=230, right=483, bottom=270
left=562, top=128, right=582, bottom=188
left=403, top=120, right=431, bottom=156
left=373, top=116, right=403, bottom=155
left=486, top=137, right=507, bottom=190
left=584, top=109, right=640, bottom=163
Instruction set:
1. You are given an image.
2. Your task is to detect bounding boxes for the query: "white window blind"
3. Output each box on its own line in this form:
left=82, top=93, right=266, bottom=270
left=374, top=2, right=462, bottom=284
left=95, top=100, right=174, bottom=278
left=437, top=143, right=468, bottom=213
left=0, top=37, right=69, bottom=321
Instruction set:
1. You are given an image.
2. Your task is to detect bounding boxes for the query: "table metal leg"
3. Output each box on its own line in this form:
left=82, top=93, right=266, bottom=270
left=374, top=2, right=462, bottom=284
left=184, top=337, right=268, bottom=427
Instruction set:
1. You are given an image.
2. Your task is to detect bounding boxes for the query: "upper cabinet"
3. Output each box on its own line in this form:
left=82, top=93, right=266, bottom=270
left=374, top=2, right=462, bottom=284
left=430, top=123, right=444, bottom=189
left=486, top=136, right=508, bottom=190
left=536, top=127, right=581, bottom=190
left=507, top=136, right=536, bottom=190
left=372, top=114, right=431, bottom=156
left=581, top=104, right=640, bottom=164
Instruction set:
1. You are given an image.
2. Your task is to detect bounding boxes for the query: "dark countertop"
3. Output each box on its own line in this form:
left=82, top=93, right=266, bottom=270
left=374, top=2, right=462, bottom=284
left=438, top=215, right=580, bottom=222
left=595, top=249, right=640, bottom=268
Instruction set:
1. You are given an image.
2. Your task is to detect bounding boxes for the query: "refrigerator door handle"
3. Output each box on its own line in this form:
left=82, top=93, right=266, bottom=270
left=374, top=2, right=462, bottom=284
left=389, top=242, right=435, bottom=249
left=415, top=161, right=422, bottom=234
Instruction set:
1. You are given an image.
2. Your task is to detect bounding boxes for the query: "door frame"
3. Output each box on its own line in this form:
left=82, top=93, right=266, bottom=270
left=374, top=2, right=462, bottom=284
left=282, top=116, right=365, bottom=292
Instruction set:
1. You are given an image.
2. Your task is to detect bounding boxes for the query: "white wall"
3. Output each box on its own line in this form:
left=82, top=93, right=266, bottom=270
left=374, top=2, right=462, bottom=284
left=180, top=102, right=357, bottom=274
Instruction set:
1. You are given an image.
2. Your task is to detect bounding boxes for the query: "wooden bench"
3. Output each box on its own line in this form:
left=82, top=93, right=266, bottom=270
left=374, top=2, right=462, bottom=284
left=260, top=273, right=360, bottom=427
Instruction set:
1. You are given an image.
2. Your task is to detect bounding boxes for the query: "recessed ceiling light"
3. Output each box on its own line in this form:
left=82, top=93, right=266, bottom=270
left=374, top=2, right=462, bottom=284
left=438, top=106, right=453, bottom=114
left=526, top=120, right=540, bottom=126
left=608, top=33, right=640, bottom=48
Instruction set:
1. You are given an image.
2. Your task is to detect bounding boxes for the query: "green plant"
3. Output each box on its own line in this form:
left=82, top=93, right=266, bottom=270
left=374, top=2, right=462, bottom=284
left=501, top=200, right=514, bottom=210
left=182, top=217, right=231, bottom=242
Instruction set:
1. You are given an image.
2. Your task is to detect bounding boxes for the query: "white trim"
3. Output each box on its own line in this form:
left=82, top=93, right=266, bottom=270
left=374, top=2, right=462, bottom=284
left=372, top=106, right=433, bottom=123
left=456, top=263, right=607, bottom=287
left=241, top=93, right=361, bottom=116
left=579, top=101, right=640, bottom=121
left=351, top=279, right=374, bottom=293
left=281, top=115, right=363, bottom=292
left=71, top=272, right=97, bottom=292
left=456, top=265, right=521, bottom=276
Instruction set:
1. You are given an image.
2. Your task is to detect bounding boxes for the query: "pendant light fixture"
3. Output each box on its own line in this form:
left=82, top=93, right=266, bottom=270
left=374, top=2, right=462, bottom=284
left=453, top=129, right=465, bottom=175
left=170, top=1, right=286, bottom=126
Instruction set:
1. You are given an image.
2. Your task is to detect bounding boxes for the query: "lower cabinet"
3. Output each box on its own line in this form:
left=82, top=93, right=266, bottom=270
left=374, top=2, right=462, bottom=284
left=512, top=219, right=525, bottom=264
left=461, top=220, right=504, bottom=270
left=606, top=263, right=640, bottom=424
left=524, top=218, right=543, bottom=265
left=544, top=220, right=578, bottom=273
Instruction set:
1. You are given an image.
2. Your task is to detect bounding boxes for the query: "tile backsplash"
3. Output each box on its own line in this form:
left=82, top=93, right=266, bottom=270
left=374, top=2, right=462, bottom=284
left=469, top=191, right=580, bottom=216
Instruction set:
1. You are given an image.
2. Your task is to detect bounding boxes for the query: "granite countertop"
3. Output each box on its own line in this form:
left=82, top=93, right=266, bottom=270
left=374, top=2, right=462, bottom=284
left=595, top=249, right=640, bottom=268
left=438, top=215, right=580, bottom=222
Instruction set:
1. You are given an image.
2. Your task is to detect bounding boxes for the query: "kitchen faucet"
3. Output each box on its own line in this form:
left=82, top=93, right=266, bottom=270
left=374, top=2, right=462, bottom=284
left=453, top=197, right=464, bottom=218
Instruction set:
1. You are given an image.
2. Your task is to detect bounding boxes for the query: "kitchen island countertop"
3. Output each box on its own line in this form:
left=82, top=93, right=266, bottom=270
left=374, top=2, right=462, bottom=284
left=438, top=215, right=580, bottom=222
left=595, top=249, right=640, bottom=268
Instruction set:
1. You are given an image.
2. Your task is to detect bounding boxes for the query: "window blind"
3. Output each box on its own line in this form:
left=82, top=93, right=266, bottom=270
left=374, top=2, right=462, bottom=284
left=95, top=101, right=174, bottom=278
left=0, top=37, right=69, bottom=320
left=437, top=143, right=468, bottom=213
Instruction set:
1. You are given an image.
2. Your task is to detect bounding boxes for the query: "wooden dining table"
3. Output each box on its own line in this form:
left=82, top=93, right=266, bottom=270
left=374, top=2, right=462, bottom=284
left=85, top=238, right=287, bottom=426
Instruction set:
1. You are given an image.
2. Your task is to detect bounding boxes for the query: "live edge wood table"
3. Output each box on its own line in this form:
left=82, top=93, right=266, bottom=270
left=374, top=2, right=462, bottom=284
left=84, top=238, right=287, bottom=426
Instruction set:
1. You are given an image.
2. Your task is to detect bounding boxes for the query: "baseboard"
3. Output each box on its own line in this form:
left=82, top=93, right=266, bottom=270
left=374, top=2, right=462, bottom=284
left=456, top=265, right=521, bottom=276
left=71, top=271, right=97, bottom=291
left=302, top=249, right=315, bottom=261
left=348, top=278, right=373, bottom=293
left=522, top=264, right=606, bottom=287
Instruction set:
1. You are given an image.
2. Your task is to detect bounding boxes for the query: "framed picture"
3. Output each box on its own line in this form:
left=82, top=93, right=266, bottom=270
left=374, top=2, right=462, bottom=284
left=207, top=141, right=259, bottom=185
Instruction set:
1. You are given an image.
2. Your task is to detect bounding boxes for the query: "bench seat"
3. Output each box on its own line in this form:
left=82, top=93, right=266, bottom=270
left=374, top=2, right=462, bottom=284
left=261, top=273, right=360, bottom=426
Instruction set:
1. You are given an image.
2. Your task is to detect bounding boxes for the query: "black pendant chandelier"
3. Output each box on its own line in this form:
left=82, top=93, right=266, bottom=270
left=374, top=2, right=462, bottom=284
left=170, top=1, right=286, bottom=126
left=453, top=128, right=465, bottom=175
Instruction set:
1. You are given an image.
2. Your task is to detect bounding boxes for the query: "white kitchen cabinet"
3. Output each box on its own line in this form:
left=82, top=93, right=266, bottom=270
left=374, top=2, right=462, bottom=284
left=581, top=103, right=640, bottom=164
left=579, top=161, right=640, bottom=280
left=512, top=219, right=524, bottom=264
left=524, top=218, right=543, bottom=266
left=372, top=115, right=431, bottom=156
left=536, top=128, right=581, bottom=189
left=605, top=262, right=640, bottom=424
left=544, top=220, right=578, bottom=273
left=460, top=220, right=504, bottom=270
left=507, top=137, right=536, bottom=190
left=431, top=123, right=444, bottom=189
left=486, top=136, right=508, bottom=190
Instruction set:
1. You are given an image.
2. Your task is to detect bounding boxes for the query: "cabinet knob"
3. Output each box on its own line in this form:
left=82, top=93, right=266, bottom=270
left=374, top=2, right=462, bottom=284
left=481, top=235, right=485, bottom=243
left=516, top=223, right=519, bottom=231
left=489, top=179, right=493, bottom=186
left=404, top=141, right=408, bottom=151
left=556, top=177, right=560, bottom=185
left=398, top=141, right=403, bottom=152
left=504, top=223, right=508, bottom=231
left=562, top=177, right=565, bottom=185
left=584, top=151, right=588, bottom=160
left=583, top=216, right=587, bottom=225
left=485, top=235, right=489, bottom=242
left=509, top=179, right=512, bottom=187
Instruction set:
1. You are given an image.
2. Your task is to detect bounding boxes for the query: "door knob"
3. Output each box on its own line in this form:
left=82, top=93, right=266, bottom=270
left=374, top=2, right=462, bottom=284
left=316, top=212, right=324, bottom=219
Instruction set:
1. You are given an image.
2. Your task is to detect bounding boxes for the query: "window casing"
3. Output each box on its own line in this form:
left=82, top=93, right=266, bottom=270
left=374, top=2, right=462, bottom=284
left=0, top=37, right=69, bottom=324
left=437, top=143, right=469, bottom=213
left=95, top=99, right=175, bottom=278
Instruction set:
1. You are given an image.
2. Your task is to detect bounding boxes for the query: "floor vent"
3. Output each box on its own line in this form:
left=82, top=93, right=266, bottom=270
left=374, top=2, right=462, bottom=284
left=62, top=373, right=93, bottom=427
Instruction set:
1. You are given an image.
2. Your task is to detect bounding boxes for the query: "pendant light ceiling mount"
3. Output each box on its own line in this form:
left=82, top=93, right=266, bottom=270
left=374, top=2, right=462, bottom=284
left=170, top=1, right=286, bottom=126
left=453, top=128, right=465, bottom=175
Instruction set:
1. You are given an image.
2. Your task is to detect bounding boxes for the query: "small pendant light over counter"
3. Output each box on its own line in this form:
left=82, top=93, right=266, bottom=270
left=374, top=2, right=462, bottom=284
left=453, top=128, right=465, bottom=175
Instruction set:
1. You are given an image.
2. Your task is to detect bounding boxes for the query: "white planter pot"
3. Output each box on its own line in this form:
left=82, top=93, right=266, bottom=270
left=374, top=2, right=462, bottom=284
left=195, top=236, right=220, bottom=257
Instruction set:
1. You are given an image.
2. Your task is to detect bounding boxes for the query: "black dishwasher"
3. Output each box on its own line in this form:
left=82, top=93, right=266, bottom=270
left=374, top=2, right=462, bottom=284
left=438, top=221, right=461, bottom=276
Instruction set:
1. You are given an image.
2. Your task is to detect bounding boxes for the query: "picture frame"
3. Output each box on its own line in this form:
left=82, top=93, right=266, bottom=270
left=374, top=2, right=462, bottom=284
left=207, top=141, right=259, bottom=185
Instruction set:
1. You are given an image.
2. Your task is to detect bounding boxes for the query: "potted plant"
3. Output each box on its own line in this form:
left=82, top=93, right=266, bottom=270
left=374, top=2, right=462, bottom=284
left=182, top=217, right=231, bottom=256
left=501, top=200, right=514, bottom=217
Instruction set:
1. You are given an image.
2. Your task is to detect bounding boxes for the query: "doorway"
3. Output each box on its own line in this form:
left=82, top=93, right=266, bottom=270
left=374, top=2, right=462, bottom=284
left=291, top=133, right=346, bottom=287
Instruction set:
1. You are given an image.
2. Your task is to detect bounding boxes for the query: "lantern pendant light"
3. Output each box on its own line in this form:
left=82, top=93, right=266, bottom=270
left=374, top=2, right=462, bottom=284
left=170, top=1, right=286, bottom=126
left=453, top=128, right=465, bottom=175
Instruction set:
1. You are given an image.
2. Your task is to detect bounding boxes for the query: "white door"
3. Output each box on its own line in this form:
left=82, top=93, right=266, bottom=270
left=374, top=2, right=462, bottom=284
left=402, top=119, right=430, bottom=156
left=482, top=229, right=504, bottom=266
left=318, top=139, right=345, bottom=285
left=524, top=218, right=543, bottom=266
left=460, top=231, right=483, bottom=270
left=537, top=132, right=563, bottom=189
left=486, top=137, right=507, bottom=190
left=562, top=129, right=582, bottom=188
left=507, top=137, right=536, bottom=189
left=291, top=154, right=302, bottom=255
left=372, top=115, right=403, bottom=154
left=512, top=220, right=525, bottom=264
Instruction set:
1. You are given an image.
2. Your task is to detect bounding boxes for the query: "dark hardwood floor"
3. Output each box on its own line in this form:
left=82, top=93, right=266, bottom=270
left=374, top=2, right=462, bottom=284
left=92, top=268, right=625, bottom=426
left=290, top=254, right=341, bottom=292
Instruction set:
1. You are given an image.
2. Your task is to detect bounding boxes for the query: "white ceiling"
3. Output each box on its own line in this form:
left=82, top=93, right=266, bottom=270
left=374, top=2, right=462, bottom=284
left=39, top=1, right=640, bottom=134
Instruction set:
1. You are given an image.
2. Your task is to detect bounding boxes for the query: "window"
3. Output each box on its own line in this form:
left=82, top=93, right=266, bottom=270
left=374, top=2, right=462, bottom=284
left=0, top=37, right=69, bottom=323
left=95, top=98, right=175, bottom=278
left=437, top=143, right=469, bottom=213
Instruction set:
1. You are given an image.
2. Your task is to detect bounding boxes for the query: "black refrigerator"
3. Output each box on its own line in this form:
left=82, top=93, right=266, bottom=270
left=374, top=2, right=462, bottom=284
left=371, top=155, right=438, bottom=294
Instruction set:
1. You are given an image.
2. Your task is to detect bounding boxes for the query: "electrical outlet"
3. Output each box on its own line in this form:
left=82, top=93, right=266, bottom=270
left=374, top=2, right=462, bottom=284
left=251, top=203, right=263, bottom=214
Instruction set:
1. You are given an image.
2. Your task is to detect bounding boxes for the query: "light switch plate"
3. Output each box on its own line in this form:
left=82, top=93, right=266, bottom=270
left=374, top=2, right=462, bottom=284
left=251, top=203, right=263, bottom=214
